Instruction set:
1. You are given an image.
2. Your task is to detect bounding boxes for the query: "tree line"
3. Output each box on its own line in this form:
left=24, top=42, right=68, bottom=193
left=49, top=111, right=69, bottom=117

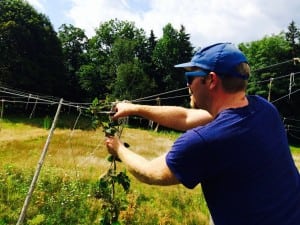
left=0, top=0, right=299, bottom=113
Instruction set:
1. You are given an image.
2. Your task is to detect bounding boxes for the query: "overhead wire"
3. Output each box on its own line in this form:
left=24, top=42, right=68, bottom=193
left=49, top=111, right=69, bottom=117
left=131, top=87, right=189, bottom=103
left=0, top=85, right=90, bottom=110
left=131, top=94, right=190, bottom=103
left=0, top=57, right=299, bottom=117
left=252, top=57, right=299, bottom=73
left=249, top=71, right=300, bottom=85
left=284, top=117, right=300, bottom=122
left=1, top=78, right=299, bottom=115
left=271, top=89, right=300, bottom=104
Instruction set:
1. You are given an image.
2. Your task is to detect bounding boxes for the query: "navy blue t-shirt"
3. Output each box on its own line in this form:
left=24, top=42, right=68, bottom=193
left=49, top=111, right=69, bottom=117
left=166, top=95, right=300, bottom=225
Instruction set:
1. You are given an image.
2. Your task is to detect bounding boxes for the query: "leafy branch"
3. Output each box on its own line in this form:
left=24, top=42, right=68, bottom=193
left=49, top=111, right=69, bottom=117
left=88, top=98, right=131, bottom=225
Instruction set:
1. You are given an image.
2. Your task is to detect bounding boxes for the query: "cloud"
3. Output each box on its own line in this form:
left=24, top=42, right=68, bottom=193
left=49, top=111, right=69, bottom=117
left=26, top=0, right=45, bottom=11
left=67, top=0, right=136, bottom=36
left=27, top=0, right=300, bottom=48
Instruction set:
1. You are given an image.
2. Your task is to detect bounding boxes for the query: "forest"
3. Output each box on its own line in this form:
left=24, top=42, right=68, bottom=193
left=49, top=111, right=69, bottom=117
left=0, top=0, right=300, bottom=142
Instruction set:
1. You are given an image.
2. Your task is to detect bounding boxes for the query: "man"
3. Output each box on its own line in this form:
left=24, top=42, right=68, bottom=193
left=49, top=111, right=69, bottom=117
left=105, top=43, right=300, bottom=225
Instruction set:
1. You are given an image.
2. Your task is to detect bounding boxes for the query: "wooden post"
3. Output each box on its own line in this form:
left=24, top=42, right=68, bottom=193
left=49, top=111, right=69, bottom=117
left=0, top=99, right=4, bottom=131
left=29, top=97, right=38, bottom=119
left=268, top=78, right=273, bottom=102
left=25, top=94, right=31, bottom=111
left=1, top=99, right=4, bottom=119
left=16, top=99, right=63, bottom=225
left=154, top=97, right=161, bottom=132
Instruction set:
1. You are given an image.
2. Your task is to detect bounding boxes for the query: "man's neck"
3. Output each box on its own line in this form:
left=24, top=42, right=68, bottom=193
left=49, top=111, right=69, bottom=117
left=210, top=92, right=248, bottom=117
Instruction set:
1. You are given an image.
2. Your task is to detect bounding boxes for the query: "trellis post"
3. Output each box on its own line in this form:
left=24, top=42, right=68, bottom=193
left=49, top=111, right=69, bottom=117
left=16, top=98, right=63, bottom=225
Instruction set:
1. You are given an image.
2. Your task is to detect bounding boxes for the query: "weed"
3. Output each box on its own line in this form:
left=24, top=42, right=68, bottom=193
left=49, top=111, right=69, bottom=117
left=43, top=116, right=51, bottom=130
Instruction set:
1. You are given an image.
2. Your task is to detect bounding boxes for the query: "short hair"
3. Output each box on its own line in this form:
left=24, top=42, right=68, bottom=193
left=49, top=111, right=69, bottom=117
left=218, top=62, right=250, bottom=93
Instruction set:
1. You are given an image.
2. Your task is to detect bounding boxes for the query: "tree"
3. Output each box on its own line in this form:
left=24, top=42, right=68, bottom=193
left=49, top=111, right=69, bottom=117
left=113, top=59, right=155, bottom=100
left=0, top=0, right=66, bottom=96
left=80, top=19, right=138, bottom=100
left=239, top=34, right=292, bottom=98
left=77, top=63, right=103, bottom=99
left=152, top=24, right=193, bottom=104
left=141, top=30, right=159, bottom=94
left=82, top=19, right=155, bottom=101
left=58, top=24, right=88, bottom=100
left=285, top=21, right=300, bottom=57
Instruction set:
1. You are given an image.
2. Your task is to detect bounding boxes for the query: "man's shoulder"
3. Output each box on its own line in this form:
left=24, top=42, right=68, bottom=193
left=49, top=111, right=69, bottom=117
left=247, top=95, right=278, bottom=113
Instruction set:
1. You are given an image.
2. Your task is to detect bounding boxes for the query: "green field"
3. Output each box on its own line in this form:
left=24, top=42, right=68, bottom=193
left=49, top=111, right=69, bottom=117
left=0, top=117, right=299, bottom=225
left=0, top=117, right=210, bottom=225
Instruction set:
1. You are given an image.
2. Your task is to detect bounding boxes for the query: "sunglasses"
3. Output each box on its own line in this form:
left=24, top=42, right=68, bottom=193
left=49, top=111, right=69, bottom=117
left=186, top=76, right=197, bottom=85
left=185, top=70, right=210, bottom=85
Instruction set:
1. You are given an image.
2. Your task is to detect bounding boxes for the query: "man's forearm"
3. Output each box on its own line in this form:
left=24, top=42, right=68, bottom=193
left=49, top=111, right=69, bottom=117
left=117, top=145, right=179, bottom=186
left=133, top=105, right=212, bottom=131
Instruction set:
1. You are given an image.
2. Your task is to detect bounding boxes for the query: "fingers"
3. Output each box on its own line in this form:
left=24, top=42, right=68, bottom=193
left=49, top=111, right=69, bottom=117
left=105, top=135, right=114, bottom=145
left=111, top=102, right=129, bottom=119
left=105, top=135, right=122, bottom=155
left=105, top=136, right=116, bottom=155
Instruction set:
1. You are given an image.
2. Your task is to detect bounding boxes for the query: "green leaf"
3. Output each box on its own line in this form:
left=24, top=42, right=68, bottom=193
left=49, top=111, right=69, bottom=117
left=116, top=171, right=130, bottom=192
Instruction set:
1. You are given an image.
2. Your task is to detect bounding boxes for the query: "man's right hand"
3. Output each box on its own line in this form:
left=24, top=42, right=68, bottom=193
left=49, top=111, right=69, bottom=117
left=112, top=102, right=137, bottom=120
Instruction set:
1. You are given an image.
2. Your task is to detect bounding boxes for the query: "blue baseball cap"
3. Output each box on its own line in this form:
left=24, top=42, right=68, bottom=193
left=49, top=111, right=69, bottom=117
left=175, top=42, right=249, bottom=79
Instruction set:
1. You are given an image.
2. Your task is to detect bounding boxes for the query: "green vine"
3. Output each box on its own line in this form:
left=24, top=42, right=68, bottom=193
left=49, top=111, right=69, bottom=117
left=88, top=98, right=131, bottom=225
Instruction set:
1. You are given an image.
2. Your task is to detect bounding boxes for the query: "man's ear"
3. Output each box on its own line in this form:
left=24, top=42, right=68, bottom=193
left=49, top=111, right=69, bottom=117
left=208, top=72, right=218, bottom=88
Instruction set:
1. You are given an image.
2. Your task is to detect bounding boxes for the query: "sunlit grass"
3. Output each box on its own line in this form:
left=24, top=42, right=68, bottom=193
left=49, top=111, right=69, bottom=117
left=0, top=118, right=210, bottom=224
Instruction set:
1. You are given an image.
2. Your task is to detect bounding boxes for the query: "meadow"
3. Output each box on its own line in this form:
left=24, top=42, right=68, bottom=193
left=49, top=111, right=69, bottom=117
left=0, top=115, right=299, bottom=225
left=0, top=115, right=210, bottom=225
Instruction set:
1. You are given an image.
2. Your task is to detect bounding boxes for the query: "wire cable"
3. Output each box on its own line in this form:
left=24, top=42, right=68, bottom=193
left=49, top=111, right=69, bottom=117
left=271, top=89, right=300, bottom=104
left=131, top=87, right=189, bottom=103
left=252, top=58, right=299, bottom=73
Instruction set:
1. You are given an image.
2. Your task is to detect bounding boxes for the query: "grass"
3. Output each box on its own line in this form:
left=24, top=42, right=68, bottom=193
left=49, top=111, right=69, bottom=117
left=0, top=116, right=210, bottom=225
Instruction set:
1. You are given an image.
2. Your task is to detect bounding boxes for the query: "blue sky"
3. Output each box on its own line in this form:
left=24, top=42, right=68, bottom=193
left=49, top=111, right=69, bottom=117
left=26, top=0, right=300, bottom=48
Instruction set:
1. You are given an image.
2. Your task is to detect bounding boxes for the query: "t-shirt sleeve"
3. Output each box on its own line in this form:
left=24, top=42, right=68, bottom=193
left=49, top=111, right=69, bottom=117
left=166, top=130, right=208, bottom=189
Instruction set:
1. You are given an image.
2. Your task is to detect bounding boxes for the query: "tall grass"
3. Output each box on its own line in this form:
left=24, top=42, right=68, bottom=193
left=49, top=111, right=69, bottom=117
left=0, top=117, right=211, bottom=225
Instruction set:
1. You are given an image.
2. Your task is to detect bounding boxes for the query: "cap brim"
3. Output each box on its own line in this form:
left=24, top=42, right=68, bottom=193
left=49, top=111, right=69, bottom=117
left=174, top=62, right=195, bottom=68
left=185, top=70, right=208, bottom=77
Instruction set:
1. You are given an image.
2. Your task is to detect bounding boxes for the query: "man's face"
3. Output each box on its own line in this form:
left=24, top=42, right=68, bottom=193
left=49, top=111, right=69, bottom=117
left=188, top=88, right=196, bottom=108
left=188, top=77, right=208, bottom=110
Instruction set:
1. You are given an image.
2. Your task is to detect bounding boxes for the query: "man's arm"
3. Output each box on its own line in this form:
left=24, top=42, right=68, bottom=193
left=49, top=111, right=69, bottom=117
left=113, top=103, right=213, bottom=131
left=105, top=136, right=179, bottom=186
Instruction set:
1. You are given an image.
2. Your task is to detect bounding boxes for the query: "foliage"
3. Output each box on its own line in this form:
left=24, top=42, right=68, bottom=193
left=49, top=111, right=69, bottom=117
left=285, top=20, right=300, bottom=56
left=0, top=0, right=66, bottom=97
left=43, top=115, right=51, bottom=130
left=0, top=166, right=100, bottom=224
left=152, top=24, right=193, bottom=95
left=58, top=24, right=89, bottom=101
left=77, top=64, right=103, bottom=101
left=93, top=166, right=130, bottom=225
left=113, top=59, right=156, bottom=100
left=0, top=164, right=210, bottom=225
left=88, top=99, right=131, bottom=224
left=239, top=34, right=293, bottom=97
left=84, top=19, right=158, bottom=101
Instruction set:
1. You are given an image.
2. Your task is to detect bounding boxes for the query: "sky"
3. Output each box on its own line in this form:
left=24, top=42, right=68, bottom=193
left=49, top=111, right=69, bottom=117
left=26, top=0, right=300, bottom=48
